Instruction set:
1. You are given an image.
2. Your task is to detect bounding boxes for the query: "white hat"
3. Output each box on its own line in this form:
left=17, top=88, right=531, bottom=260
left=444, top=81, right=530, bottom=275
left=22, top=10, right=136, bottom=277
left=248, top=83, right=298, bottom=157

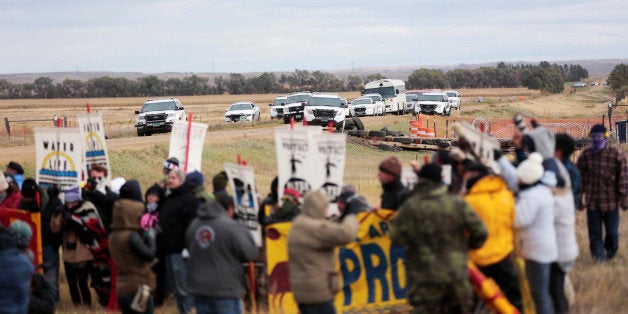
left=516, top=152, right=544, bottom=185
left=110, top=177, right=126, bottom=195
left=0, top=173, right=8, bottom=191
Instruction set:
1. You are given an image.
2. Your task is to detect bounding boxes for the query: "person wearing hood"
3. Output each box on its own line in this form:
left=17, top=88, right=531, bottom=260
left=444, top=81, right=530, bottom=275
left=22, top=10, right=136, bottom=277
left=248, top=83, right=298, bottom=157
left=109, top=179, right=157, bottom=314
left=515, top=152, right=558, bottom=314
left=0, top=225, right=34, bottom=314
left=462, top=162, right=522, bottom=311
left=18, top=178, right=49, bottom=213
left=392, top=164, right=487, bottom=313
left=141, top=183, right=167, bottom=307
left=157, top=169, right=197, bottom=314
left=185, top=200, right=258, bottom=313
left=186, top=171, right=214, bottom=205
left=288, top=190, right=358, bottom=314
left=378, top=156, right=409, bottom=210
left=577, top=124, right=628, bottom=262
left=335, top=184, right=371, bottom=222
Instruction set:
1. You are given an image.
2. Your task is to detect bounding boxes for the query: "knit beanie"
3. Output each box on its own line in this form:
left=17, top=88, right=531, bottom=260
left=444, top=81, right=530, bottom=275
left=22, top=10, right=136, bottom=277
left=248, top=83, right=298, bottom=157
left=212, top=171, right=228, bottom=190
left=64, top=185, right=82, bottom=203
left=418, top=164, right=442, bottom=184
left=21, top=178, right=38, bottom=198
left=163, top=157, right=180, bottom=171
left=0, top=173, right=8, bottom=192
left=186, top=171, right=204, bottom=188
left=516, top=152, right=544, bottom=185
left=8, top=220, right=32, bottom=249
left=379, top=156, right=402, bottom=178
left=303, top=190, right=329, bottom=217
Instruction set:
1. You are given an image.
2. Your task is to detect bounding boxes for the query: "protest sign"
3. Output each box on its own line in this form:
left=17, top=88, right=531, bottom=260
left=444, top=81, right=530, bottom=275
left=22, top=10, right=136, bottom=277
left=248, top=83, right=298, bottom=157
left=0, top=209, right=43, bottom=267
left=35, top=127, right=83, bottom=189
left=224, top=163, right=262, bottom=247
left=77, top=113, right=110, bottom=181
left=169, top=120, right=208, bottom=173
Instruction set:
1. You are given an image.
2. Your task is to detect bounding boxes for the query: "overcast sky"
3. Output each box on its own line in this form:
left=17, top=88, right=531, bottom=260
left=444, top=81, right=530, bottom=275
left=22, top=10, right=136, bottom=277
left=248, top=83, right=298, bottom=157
left=2, top=0, right=627, bottom=74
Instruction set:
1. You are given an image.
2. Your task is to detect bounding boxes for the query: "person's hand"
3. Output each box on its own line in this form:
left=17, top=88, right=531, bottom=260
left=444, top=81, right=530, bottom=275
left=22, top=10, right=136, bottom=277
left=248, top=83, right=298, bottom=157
left=621, top=202, right=627, bottom=211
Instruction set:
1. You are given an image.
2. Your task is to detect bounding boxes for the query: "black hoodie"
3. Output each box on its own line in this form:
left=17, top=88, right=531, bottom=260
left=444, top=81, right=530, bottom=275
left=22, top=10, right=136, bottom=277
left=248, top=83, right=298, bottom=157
left=157, top=183, right=197, bottom=255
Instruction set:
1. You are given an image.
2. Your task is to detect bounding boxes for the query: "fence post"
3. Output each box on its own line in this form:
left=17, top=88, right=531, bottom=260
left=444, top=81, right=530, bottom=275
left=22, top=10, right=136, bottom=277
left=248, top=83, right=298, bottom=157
left=4, top=117, right=10, bottom=139
left=63, top=116, right=68, bottom=127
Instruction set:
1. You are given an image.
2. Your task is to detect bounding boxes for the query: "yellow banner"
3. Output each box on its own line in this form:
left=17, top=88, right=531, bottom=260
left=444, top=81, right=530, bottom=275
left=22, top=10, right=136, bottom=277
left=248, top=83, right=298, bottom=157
left=265, top=209, right=410, bottom=313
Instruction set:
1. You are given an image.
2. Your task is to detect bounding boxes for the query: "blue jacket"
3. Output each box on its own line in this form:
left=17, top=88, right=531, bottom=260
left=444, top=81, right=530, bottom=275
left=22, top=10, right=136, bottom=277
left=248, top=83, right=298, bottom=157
left=0, top=246, right=34, bottom=314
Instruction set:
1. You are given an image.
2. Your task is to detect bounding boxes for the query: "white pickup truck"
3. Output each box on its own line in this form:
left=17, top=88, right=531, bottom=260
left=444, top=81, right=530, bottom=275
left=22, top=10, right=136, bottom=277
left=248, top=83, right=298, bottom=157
left=303, top=94, right=348, bottom=128
left=135, top=98, right=186, bottom=136
left=350, top=97, right=384, bottom=116
left=415, top=92, right=451, bottom=116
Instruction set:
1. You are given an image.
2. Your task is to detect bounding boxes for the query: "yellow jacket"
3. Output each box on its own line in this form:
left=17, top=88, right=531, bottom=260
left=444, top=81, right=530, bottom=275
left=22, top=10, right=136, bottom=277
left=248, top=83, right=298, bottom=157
left=465, top=175, right=515, bottom=266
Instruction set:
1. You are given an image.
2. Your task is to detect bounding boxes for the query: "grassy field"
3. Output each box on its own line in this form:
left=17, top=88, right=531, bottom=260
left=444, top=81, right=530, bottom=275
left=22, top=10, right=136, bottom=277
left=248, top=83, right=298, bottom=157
left=4, top=85, right=628, bottom=313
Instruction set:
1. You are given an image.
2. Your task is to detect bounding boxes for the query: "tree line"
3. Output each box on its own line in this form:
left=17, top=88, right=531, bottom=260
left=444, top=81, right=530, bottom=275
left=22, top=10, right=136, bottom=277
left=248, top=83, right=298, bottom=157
left=0, top=62, right=590, bottom=99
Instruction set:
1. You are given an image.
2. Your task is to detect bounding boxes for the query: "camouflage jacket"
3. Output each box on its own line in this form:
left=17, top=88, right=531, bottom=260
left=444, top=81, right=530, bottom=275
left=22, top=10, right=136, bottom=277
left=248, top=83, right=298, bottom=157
left=391, top=181, right=487, bottom=302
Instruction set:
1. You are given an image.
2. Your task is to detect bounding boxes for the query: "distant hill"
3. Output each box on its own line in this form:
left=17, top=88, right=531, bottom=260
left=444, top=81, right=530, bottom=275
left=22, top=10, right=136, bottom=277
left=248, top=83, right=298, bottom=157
left=1, top=58, right=625, bottom=84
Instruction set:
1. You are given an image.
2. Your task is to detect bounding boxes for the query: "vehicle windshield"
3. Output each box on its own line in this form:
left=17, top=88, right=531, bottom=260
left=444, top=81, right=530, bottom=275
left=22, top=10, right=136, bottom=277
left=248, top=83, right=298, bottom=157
left=419, top=94, right=445, bottom=102
left=352, top=98, right=372, bottom=105
left=308, top=97, right=341, bottom=107
left=229, top=103, right=252, bottom=111
left=446, top=92, right=458, bottom=97
left=406, top=94, right=418, bottom=102
left=287, top=94, right=310, bottom=104
left=272, top=98, right=286, bottom=106
left=363, top=87, right=394, bottom=98
left=142, top=100, right=177, bottom=112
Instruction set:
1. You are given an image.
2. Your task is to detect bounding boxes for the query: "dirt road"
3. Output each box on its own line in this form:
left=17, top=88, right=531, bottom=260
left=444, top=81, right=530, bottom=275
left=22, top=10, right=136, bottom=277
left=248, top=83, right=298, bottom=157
left=3, top=124, right=282, bottom=162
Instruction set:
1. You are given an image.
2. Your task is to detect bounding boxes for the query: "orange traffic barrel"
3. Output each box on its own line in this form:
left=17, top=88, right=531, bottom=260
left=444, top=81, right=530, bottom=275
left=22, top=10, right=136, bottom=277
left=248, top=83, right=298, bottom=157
left=425, top=127, right=435, bottom=138
left=409, top=121, right=420, bottom=138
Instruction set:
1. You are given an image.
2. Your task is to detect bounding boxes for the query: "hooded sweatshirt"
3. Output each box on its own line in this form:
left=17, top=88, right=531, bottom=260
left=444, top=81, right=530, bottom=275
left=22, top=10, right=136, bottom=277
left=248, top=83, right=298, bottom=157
left=288, top=191, right=358, bottom=304
left=526, top=127, right=565, bottom=187
left=109, top=180, right=156, bottom=297
left=185, top=200, right=258, bottom=298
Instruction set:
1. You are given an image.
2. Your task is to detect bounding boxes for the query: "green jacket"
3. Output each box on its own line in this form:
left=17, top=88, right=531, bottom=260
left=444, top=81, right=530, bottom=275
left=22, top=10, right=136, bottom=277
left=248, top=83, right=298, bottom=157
left=391, top=180, right=487, bottom=306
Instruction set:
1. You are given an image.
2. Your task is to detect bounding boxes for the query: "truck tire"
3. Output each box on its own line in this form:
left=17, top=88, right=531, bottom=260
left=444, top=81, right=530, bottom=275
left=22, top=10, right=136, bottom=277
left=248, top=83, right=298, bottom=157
left=378, top=143, right=401, bottom=152
left=137, top=130, right=144, bottom=137
left=394, top=137, right=414, bottom=144
left=356, top=130, right=369, bottom=137
left=369, top=130, right=386, bottom=137
left=347, top=130, right=358, bottom=136
left=352, top=117, right=365, bottom=130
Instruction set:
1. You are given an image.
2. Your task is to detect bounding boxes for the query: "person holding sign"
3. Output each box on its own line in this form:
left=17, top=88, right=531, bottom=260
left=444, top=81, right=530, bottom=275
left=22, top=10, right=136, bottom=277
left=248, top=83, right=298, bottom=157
left=288, top=190, right=359, bottom=314
left=378, top=156, right=409, bottom=210
left=392, top=164, right=488, bottom=313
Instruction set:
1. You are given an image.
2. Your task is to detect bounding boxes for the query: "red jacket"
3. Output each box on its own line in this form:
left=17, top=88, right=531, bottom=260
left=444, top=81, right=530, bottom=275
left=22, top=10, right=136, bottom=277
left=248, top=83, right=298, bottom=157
left=0, top=191, right=22, bottom=210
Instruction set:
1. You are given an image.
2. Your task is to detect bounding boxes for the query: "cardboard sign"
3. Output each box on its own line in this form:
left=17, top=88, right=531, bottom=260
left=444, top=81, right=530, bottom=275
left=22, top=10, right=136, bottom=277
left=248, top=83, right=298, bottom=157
left=169, top=120, right=208, bottom=173
left=274, top=127, right=323, bottom=203
left=224, top=163, right=262, bottom=247
left=453, top=121, right=501, bottom=173
left=77, top=113, right=111, bottom=181
left=35, top=127, right=83, bottom=189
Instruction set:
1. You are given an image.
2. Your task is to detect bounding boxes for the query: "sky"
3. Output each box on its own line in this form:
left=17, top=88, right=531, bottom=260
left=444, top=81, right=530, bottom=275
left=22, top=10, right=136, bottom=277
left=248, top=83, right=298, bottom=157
left=2, top=0, right=627, bottom=74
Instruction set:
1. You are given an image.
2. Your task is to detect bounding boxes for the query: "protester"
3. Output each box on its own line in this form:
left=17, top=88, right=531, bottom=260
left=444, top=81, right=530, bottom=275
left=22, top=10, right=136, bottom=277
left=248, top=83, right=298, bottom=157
left=18, top=178, right=49, bottom=213
left=5, top=161, right=25, bottom=189
left=41, top=186, right=64, bottom=303
left=515, top=153, right=558, bottom=314
left=462, top=162, right=522, bottom=311
left=186, top=170, right=214, bottom=205
left=264, top=188, right=301, bottom=225
left=185, top=200, right=258, bottom=314
left=157, top=169, right=197, bottom=314
left=160, top=157, right=180, bottom=190
left=9, top=220, right=34, bottom=263
left=51, top=186, right=94, bottom=306
left=83, top=164, right=118, bottom=234
left=576, top=124, right=628, bottom=262
left=392, top=164, right=487, bottom=313
left=555, top=133, right=581, bottom=209
left=0, top=173, right=23, bottom=209
left=0, top=224, right=34, bottom=314
left=141, top=183, right=167, bottom=307
left=214, top=191, right=235, bottom=218
left=378, top=156, right=409, bottom=210
left=29, top=272, right=56, bottom=314
left=212, top=171, right=229, bottom=201
left=288, top=190, right=359, bottom=314
left=335, top=184, right=371, bottom=221
left=109, top=180, right=157, bottom=314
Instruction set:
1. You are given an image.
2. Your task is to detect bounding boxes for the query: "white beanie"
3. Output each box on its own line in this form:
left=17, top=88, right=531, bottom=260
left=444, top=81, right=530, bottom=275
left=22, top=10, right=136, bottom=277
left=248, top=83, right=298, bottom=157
left=517, top=152, right=544, bottom=185
left=110, top=177, right=126, bottom=195
left=0, top=173, right=8, bottom=191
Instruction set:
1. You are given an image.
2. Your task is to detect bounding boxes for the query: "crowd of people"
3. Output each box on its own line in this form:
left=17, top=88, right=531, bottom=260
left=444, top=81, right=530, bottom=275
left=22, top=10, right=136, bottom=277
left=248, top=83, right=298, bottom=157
left=0, top=118, right=625, bottom=314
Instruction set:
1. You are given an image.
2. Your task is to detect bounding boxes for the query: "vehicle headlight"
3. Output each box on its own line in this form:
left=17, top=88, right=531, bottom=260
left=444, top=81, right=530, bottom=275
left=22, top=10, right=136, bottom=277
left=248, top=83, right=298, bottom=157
left=336, top=110, right=344, bottom=116
left=167, top=112, right=176, bottom=118
left=306, top=109, right=313, bottom=114
left=137, top=116, right=146, bottom=122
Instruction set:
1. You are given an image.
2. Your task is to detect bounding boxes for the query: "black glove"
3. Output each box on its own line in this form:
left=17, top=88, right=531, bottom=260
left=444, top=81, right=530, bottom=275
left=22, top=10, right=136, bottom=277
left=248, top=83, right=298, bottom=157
left=493, top=148, right=502, bottom=161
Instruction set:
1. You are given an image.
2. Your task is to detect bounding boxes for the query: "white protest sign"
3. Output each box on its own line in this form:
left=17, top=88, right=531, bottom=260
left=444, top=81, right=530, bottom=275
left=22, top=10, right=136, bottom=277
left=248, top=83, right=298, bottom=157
left=77, top=113, right=111, bottom=181
left=275, top=126, right=324, bottom=204
left=313, top=132, right=347, bottom=217
left=454, top=121, right=501, bottom=173
left=224, top=163, right=262, bottom=247
left=35, top=127, right=84, bottom=189
left=401, top=165, right=419, bottom=190
left=169, top=120, right=208, bottom=173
